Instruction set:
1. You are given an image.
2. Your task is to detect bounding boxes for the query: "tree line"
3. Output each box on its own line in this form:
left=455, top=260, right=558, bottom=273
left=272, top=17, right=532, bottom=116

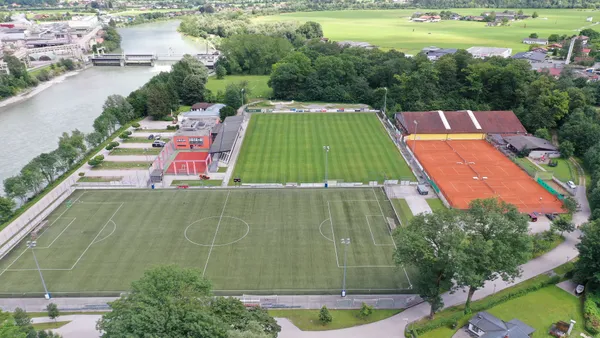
left=0, top=55, right=210, bottom=228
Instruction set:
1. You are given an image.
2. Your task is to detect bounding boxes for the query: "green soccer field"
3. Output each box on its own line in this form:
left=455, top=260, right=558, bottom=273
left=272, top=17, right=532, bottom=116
left=254, top=9, right=595, bottom=54
left=0, top=188, right=413, bottom=296
left=232, top=113, right=414, bottom=184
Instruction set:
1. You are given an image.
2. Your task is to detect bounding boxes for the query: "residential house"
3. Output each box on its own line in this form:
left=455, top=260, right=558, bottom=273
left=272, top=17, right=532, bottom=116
left=511, top=51, right=546, bottom=63
left=522, top=37, right=548, bottom=45
left=422, top=46, right=458, bottom=61
left=467, top=46, right=512, bottom=58
left=178, top=103, right=226, bottom=122
left=531, top=47, right=548, bottom=53
left=468, top=312, right=535, bottom=338
left=503, top=135, right=559, bottom=159
left=583, top=48, right=591, bottom=56
left=537, top=67, right=562, bottom=78
left=578, top=35, right=589, bottom=45
left=548, top=43, right=563, bottom=49
left=191, top=102, right=214, bottom=112
left=337, top=41, right=375, bottom=49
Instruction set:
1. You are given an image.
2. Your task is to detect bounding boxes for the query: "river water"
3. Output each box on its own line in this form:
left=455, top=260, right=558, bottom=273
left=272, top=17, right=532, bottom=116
left=0, top=20, right=205, bottom=192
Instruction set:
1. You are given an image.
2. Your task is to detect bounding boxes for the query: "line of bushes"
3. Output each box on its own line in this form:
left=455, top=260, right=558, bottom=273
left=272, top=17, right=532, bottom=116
left=584, top=283, right=600, bottom=335
left=408, top=274, right=561, bottom=336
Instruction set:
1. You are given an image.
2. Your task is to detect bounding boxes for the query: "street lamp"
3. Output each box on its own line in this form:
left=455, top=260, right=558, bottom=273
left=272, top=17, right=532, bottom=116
left=413, top=120, right=419, bottom=152
left=383, top=87, right=388, bottom=116
left=341, top=238, right=350, bottom=297
left=323, top=146, right=330, bottom=188
left=27, top=241, right=50, bottom=299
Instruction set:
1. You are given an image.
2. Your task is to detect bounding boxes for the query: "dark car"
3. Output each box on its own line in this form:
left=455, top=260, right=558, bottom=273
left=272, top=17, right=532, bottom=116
left=545, top=213, right=558, bottom=221
left=147, top=134, right=154, bottom=140
left=152, top=140, right=165, bottom=148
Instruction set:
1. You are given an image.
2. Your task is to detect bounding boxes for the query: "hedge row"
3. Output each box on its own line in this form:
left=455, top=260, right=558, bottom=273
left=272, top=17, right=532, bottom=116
left=584, top=283, right=600, bottom=335
left=411, top=275, right=560, bottom=335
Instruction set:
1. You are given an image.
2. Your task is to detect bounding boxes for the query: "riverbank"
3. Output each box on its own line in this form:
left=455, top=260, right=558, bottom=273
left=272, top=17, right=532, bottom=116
left=0, top=66, right=88, bottom=109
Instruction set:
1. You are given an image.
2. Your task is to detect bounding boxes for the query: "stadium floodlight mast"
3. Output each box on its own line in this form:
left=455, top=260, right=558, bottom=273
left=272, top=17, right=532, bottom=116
left=341, top=238, right=350, bottom=297
left=323, top=146, right=330, bottom=188
left=413, top=120, right=419, bottom=152
left=27, top=241, right=50, bottom=300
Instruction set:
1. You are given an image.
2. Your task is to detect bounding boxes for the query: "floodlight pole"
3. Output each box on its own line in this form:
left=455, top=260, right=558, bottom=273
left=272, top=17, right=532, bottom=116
left=413, top=120, right=419, bottom=152
left=27, top=241, right=50, bottom=299
left=323, top=146, right=330, bottom=188
left=341, top=238, right=350, bottom=297
left=383, top=87, right=388, bottom=116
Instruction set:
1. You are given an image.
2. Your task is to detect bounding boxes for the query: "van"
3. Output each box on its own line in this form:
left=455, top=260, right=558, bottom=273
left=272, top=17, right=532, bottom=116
left=417, top=184, right=429, bottom=195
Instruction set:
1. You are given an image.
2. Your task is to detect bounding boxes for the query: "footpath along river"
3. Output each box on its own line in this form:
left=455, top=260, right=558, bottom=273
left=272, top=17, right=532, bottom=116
left=0, top=20, right=206, bottom=193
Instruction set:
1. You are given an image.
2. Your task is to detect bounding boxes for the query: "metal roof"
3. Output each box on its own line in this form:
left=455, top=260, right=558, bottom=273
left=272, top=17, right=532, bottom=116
left=512, top=51, right=547, bottom=62
left=395, top=110, right=527, bottom=135
left=503, top=135, right=558, bottom=151
left=209, top=115, right=244, bottom=154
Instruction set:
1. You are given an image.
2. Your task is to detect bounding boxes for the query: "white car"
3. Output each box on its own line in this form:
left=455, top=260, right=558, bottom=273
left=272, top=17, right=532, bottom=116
left=567, top=181, right=576, bottom=189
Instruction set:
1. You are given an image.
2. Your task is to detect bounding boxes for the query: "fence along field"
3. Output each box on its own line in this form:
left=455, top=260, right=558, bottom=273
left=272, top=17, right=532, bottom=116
left=0, top=188, right=413, bottom=296
left=232, top=113, right=415, bottom=185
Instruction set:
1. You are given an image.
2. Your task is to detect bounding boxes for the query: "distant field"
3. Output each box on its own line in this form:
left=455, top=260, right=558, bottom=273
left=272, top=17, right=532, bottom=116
left=232, top=113, right=414, bottom=184
left=206, top=75, right=271, bottom=100
left=254, top=9, right=597, bottom=54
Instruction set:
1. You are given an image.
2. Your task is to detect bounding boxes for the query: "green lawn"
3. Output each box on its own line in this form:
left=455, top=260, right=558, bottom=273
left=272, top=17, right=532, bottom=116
left=269, top=309, right=401, bottom=331
left=0, top=188, right=412, bottom=295
left=109, top=148, right=161, bottom=156
left=90, top=161, right=152, bottom=170
left=541, top=158, right=578, bottom=183
left=121, top=137, right=170, bottom=143
left=514, top=157, right=540, bottom=177
left=426, top=199, right=446, bottom=212
left=171, top=179, right=223, bottom=186
left=232, top=113, right=414, bottom=184
left=217, top=167, right=228, bottom=173
left=206, top=75, right=271, bottom=100
left=254, top=9, right=597, bottom=54
left=32, top=321, right=70, bottom=330
left=391, top=199, right=413, bottom=226
left=78, top=176, right=122, bottom=182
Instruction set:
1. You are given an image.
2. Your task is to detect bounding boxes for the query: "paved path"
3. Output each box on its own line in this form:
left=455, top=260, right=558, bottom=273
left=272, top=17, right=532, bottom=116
left=405, top=196, right=432, bottom=215
left=116, top=143, right=154, bottom=149
left=104, top=155, right=154, bottom=162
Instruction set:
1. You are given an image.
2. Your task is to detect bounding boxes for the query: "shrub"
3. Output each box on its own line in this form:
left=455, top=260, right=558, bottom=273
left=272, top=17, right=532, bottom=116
left=585, top=284, right=600, bottom=334
left=319, top=306, right=332, bottom=325
left=78, top=172, right=85, bottom=177
left=126, top=130, right=132, bottom=135
left=131, top=122, right=140, bottom=128
left=95, top=155, right=104, bottom=161
left=110, top=141, right=120, bottom=148
left=120, top=133, right=129, bottom=139
left=105, top=144, right=114, bottom=151
left=358, top=302, right=374, bottom=319
left=167, top=125, right=178, bottom=130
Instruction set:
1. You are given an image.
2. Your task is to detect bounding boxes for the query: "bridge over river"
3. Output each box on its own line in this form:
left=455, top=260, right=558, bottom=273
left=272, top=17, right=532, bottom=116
left=90, top=51, right=219, bottom=68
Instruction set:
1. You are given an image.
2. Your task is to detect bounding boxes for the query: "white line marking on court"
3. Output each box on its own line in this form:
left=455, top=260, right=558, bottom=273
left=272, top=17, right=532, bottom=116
left=202, top=191, right=231, bottom=277
left=318, top=219, right=333, bottom=242
left=364, top=216, right=394, bottom=247
left=38, top=218, right=77, bottom=249
left=0, top=192, right=86, bottom=278
left=70, top=203, right=123, bottom=270
left=327, top=201, right=340, bottom=268
left=91, top=220, right=117, bottom=245
left=185, top=216, right=249, bottom=247
left=373, top=188, right=398, bottom=249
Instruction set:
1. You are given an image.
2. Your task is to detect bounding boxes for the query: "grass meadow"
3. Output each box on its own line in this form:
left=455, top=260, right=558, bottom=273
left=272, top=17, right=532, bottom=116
left=232, top=113, right=414, bottom=184
left=254, top=9, right=598, bottom=54
left=0, top=188, right=412, bottom=295
left=206, top=75, right=272, bottom=100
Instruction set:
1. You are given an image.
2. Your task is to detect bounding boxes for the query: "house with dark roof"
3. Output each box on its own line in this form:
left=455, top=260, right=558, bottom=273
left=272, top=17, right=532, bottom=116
left=503, top=135, right=560, bottom=159
left=422, top=46, right=458, bottom=61
left=394, top=110, right=527, bottom=140
left=522, top=37, right=548, bottom=45
left=191, top=102, right=214, bottom=111
left=512, top=51, right=546, bottom=63
left=468, top=312, right=535, bottom=338
left=209, top=115, right=244, bottom=164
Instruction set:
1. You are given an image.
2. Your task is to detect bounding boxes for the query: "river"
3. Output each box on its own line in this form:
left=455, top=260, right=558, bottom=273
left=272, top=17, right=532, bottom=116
left=0, top=20, right=206, bottom=193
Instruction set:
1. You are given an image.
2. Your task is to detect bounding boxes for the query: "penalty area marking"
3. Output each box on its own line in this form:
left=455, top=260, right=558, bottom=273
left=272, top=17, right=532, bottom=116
left=91, top=220, right=117, bottom=246
left=184, top=215, right=250, bottom=247
left=318, top=219, right=333, bottom=242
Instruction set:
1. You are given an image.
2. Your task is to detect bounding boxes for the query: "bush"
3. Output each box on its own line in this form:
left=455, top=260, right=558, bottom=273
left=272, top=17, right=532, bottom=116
left=126, top=130, right=132, bottom=135
left=110, top=141, right=120, bottom=148
left=585, top=284, right=600, bottom=334
left=106, top=144, right=114, bottom=151
left=95, top=155, right=104, bottom=161
left=358, top=302, right=374, bottom=319
left=78, top=172, right=85, bottom=177
left=319, top=306, right=332, bottom=325
left=131, top=122, right=140, bottom=128
left=120, top=133, right=129, bottom=139
left=532, top=230, right=563, bottom=258
left=167, top=125, right=177, bottom=130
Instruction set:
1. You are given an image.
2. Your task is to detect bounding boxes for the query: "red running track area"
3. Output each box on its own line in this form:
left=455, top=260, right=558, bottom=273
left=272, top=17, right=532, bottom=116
left=166, top=152, right=209, bottom=175
left=413, top=140, right=563, bottom=214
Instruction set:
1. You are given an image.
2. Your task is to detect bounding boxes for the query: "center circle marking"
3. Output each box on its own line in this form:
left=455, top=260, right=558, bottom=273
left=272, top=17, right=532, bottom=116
left=184, top=216, right=250, bottom=247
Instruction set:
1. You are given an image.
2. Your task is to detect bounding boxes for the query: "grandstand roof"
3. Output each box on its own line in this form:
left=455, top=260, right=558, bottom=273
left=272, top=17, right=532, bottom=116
left=395, top=110, right=527, bottom=135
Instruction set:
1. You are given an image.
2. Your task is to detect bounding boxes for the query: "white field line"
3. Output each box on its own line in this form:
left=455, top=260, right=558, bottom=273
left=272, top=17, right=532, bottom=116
left=202, top=191, right=231, bottom=277
left=69, top=203, right=123, bottom=270
left=91, top=220, right=117, bottom=245
left=364, top=216, right=394, bottom=247
left=0, top=192, right=86, bottom=278
left=327, top=201, right=340, bottom=268
left=38, top=218, right=77, bottom=249
left=373, top=188, right=398, bottom=250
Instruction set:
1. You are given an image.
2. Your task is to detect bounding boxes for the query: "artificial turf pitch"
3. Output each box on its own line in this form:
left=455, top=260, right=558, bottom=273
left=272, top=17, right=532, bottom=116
left=232, top=113, right=414, bottom=184
left=0, top=188, right=412, bottom=296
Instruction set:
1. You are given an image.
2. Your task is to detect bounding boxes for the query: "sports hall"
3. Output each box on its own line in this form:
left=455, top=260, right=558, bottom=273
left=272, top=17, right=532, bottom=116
left=395, top=110, right=564, bottom=214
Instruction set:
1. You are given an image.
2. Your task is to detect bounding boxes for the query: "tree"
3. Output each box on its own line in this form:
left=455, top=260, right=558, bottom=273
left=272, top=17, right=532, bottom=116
left=146, top=82, right=179, bottom=120
left=318, top=306, right=332, bottom=325
left=209, top=297, right=280, bottom=336
left=559, top=141, right=575, bottom=159
left=3, top=176, right=28, bottom=203
left=529, top=33, right=539, bottom=38
left=170, top=55, right=208, bottom=99
left=551, top=217, right=576, bottom=236
left=534, top=128, right=551, bottom=140
left=219, top=34, right=293, bottom=75
left=0, top=197, right=15, bottom=225
left=0, top=314, right=26, bottom=338
left=575, top=220, right=600, bottom=283
left=532, top=11, right=539, bottom=18
left=216, top=65, right=226, bottom=79
left=181, top=74, right=208, bottom=105
left=563, top=196, right=579, bottom=214
left=20, top=163, right=44, bottom=195
left=224, top=83, right=245, bottom=110
left=548, top=34, right=560, bottom=42
left=394, top=209, right=465, bottom=318
left=220, top=106, right=236, bottom=121
left=228, top=321, right=270, bottom=338
left=46, top=303, right=59, bottom=322
left=358, top=302, right=373, bottom=319
left=85, top=132, right=104, bottom=148
left=34, top=153, right=59, bottom=185
left=102, top=95, right=134, bottom=125
left=12, top=308, right=31, bottom=331
left=296, top=21, right=323, bottom=39
left=97, top=265, right=226, bottom=337
left=455, top=198, right=531, bottom=314
left=59, top=58, right=75, bottom=71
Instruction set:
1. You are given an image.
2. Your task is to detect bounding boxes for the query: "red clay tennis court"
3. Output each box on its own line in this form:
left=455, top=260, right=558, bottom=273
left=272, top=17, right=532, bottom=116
left=413, top=140, right=563, bottom=214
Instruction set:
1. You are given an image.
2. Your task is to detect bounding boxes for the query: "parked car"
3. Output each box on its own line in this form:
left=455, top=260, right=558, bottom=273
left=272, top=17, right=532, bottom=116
left=545, top=213, right=558, bottom=221
left=567, top=181, right=576, bottom=189
left=528, top=213, right=538, bottom=222
left=152, top=140, right=166, bottom=148
left=416, top=184, right=429, bottom=195
left=155, top=134, right=161, bottom=140
left=147, top=134, right=154, bottom=140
